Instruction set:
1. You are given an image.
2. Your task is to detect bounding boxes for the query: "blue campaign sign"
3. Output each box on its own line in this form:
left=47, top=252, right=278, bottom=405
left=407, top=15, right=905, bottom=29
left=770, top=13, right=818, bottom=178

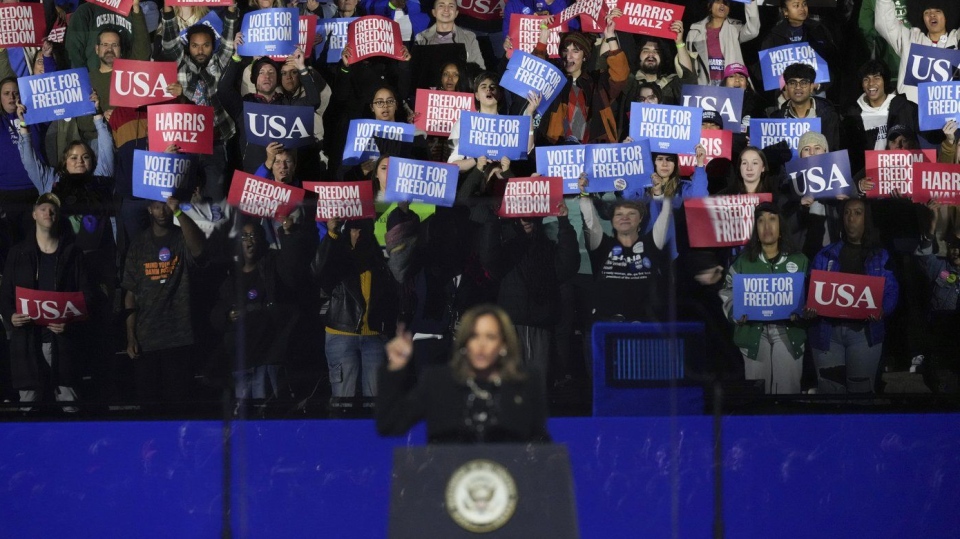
left=917, top=81, right=960, bottom=131
left=238, top=8, right=299, bottom=56
left=748, top=118, right=821, bottom=159
left=733, top=273, right=805, bottom=321
left=243, top=102, right=315, bottom=149
left=629, top=103, right=702, bottom=154
left=179, top=12, right=223, bottom=47
left=536, top=146, right=585, bottom=194
left=785, top=150, right=855, bottom=199
left=582, top=140, right=653, bottom=193
left=316, top=17, right=356, bottom=63
left=457, top=111, right=530, bottom=160
left=342, top=119, right=415, bottom=165
left=383, top=157, right=458, bottom=207
left=18, top=68, right=96, bottom=125
left=758, top=43, right=830, bottom=91
left=680, top=84, right=744, bottom=133
left=499, top=50, right=565, bottom=117
left=131, top=150, right=195, bottom=202
left=902, top=43, right=960, bottom=87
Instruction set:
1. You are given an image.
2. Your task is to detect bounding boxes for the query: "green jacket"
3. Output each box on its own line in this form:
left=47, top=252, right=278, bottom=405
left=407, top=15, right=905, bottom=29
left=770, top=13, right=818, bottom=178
left=720, top=251, right=809, bottom=360
left=65, top=3, right=150, bottom=74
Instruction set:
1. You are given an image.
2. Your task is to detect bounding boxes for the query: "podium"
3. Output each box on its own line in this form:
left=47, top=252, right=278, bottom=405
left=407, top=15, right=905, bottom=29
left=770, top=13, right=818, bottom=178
left=388, top=444, right=579, bottom=538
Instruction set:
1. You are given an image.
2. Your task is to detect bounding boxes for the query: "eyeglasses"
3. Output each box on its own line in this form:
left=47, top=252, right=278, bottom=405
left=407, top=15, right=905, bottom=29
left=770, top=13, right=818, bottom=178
left=786, top=79, right=812, bottom=89
left=372, top=98, right=397, bottom=108
left=274, top=159, right=295, bottom=166
left=240, top=233, right=257, bottom=242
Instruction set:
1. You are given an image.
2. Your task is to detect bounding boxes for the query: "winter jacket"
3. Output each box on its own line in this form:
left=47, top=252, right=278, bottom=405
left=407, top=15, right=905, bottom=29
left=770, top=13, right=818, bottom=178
left=415, top=24, right=485, bottom=69
left=686, top=3, right=760, bottom=86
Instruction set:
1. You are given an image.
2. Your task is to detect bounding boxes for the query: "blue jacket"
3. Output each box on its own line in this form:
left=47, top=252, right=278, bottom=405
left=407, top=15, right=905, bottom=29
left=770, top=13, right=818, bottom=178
left=809, top=241, right=899, bottom=350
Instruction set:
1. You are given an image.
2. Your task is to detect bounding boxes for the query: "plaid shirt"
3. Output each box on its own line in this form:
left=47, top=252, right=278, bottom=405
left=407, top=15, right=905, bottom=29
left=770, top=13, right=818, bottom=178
left=161, top=10, right=238, bottom=141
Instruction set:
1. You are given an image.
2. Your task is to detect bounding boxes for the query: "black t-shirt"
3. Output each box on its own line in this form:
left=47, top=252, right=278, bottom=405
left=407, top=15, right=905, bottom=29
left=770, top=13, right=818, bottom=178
left=37, top=251, right=57, bottom=343
left=589, top=232, right=669, bottom=321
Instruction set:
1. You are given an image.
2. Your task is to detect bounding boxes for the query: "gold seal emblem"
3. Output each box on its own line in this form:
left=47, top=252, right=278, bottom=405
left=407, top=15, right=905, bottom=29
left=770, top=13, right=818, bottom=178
left=445, top=459, right=518, bottom=533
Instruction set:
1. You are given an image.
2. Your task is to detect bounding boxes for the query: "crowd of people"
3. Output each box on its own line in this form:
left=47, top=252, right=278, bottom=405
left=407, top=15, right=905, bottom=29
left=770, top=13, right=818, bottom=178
left=1, top=0, right=959, bottom=414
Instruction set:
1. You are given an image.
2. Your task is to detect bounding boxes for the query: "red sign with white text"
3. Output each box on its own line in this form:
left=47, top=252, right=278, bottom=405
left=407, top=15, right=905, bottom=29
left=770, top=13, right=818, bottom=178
left=110, top=59, right=179, bottom=108
left=415, top=89, right=475, bottom=136
left=304, top=181, right=375, bottom=221
left=87, top=0, right=133, bottom=17
left=552, top=0, right=605, bottom=28
left=911, top=161, right=960, bottom=204
left=615, top=0, right=684, bottom=39
left=508, top=15, right=567, bottom=59
left=0, top=4, right=46, bottom=48
left=863, top=149, right=936, bottom=198
left=457, top=0, right=503, bottom=22
left=685, top=193, right=772, bottom=248
left=498, top=176, right=563, bottom=218
left=806, top=270, right=884, bottom=320
left=268, top=15, right=318, bottom=62
left=148, top=104, right=214, bottom=154
left=347, top=16, right=404, bottom=62
left=678, top=129, right=733, bottom=177
left=227, top=171, right=305, bottom=220
left=15, top=287, right=88, bottom=326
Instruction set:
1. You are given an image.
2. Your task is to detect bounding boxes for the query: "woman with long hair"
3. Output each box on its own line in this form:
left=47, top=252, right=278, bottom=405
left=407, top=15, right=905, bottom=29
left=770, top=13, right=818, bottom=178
left=686, top=0, right=761, bottom=85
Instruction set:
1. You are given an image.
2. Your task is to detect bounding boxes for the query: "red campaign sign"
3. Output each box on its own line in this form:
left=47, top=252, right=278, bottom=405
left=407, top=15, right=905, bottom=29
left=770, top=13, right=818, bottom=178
left=806, top=270, right=884, bottom=320
left=615, top=0, right=684, bottom=40
left=911, top=161, right=960, bottom=204
left=685, top=193, right=772, bottom=248
left=87, top=0, right=133, bottom=17
left=227, top=171, right=306, bottom=220
left=0, top=4, right=46, bottom=48
left=498, top=176, right=564, bottom=218
left=678, top=129, right=733, bottom=177
left=268, top=15, right=318, bottom=62
left=578, top=0, right=617, bottom=32
left=863, top=149, right=936, bottom=198
left=166, top=0, right=233, bottom=6
left=147, top=104, right=214, bottom=155
left=15, top=287, right=88, bottom=326
left=414, top=89, right=475, bottom=137
left=347, top=16, right=404, bottom=62
left=303, top=181, right=375, bottom=221
left=110, top=59, right=179, bottom=108
left=47, top=23, right=66, bottom=44
left=457, top=0, right=503, bottom=22
left=508, top=15, right=567, bottom=59
left=552, top=0, right=605, bottom=29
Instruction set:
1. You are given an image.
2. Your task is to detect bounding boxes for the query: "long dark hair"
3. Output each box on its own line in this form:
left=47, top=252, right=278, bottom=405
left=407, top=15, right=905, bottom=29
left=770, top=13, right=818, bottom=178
left=54, top=141, right=97, bottom=179
left=744, top=207, right=796, bottom=262
left=436, top=61, right=470, bottom=93
left=367, top=85, right=408, bottom=123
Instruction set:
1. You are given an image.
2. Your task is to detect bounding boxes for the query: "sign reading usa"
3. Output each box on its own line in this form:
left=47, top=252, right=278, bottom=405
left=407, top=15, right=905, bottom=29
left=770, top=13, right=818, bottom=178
left=303, top=181, right=375, bottom=221
left=414, top=89, right=474, bottom=137
left=15, top=287, right=88, bottom=326
left=733, top=273, right=805, bottom=322
left=239, top=8, right=299, bottom=56
left=384, top=158, right=458, bottom=207
left=685, top=193, right=772, bottom=248
left=18, top=68, right=96, bottom=125
left=785, top=150, right=855, bottom=199
left=615, top=0, right=684, bottom=40
left=457, top=111, right=530, bottom=160
left=110, top=59, right=178, bottom=108
left=902, top=43, right=960, bottom=87
left=148, top=104, right=214, bottom=154
left=244, top=102, right=315, bottom=149
left=0, top=4, right=46, bottom=48
left=681, top=84, right=744, bottom=133
left=806, top=270, right=884, bottom=319
left=457, top=0, right=503, bottom=21
left=227, top=171, right=305, bottom=220
left=498, top=176, right=563, bottom=218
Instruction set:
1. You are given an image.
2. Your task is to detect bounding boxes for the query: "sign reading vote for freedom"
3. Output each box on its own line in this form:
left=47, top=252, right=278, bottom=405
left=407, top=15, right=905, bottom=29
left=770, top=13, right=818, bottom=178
left=678, top=129, right=732, bottom=177
left=132, top=150, right=195, bottom=202
left=918, top=81, right=960, bottom=131
left=15, top=287, right=88, bottom=326
left=749, top=118, right=821, bottom=158
left=757, top=43, right=829, bottom=91
left=110, top=59, right=178, bottom=108
left=902, top=43, right=960, bottom=87
left=18, top=68, right=96, bottom=125
left=414, top=89, right=474, bottom=137
left=500, top=51, right=565, bottom=117
left=863, top=149, right=936, bottom=198
left=0, top=4, right=46, bottom=48
left=239, top=8, right=299, bottom=56
left=685, top=193, right=773, bottom=248
left=244, top=102, right=315, bottom=149
left=179, top=13, right=223, bottom=46
left=303, top=181, right=375, bottom=221
left=583, top=140, right=652, bottom=193
left=629, top=103, right=702, bottom=154
left=509, top=15, right=566, bottom=58
left=807, top=270, right=884, bottom=320
left=227, top=171, right=305, bottom=219
left=536, top=146, right=585, bottom=194
left=457, top=111, right=530, bottom=160
left=384, top=158, right=458, bottom=207
left=88, top=0, right=133, bottom=17
left=347, top=16, right=404, bottom=62
left=614, top=0, right=684, bottom=40
left=268, top=15, right=317, bottom=62
left=681, top=84, right=744, bottom=133
left=733, top=273, right=805, bottom=322
left=498, top=176, right=563, bottom=218
left=148, top=104, right=214, bottom=154
left=343, top=119, right=415, bottom=164
left=912, top=162, right=960, bottom=204
left=317, top=17, right=355, bottom=63
left=785, top=150, right=855, bottom=200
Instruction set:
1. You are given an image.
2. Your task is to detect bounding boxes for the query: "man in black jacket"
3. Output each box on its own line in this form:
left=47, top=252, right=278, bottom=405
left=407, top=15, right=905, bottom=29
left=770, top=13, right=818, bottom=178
left=771, top=62, right=840, bottom=151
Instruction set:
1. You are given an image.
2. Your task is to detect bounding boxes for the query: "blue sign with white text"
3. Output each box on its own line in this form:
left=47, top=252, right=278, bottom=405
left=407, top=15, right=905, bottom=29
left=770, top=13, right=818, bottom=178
left=238, top=8, right=299, bottom=56
left=316, top=17, right=356, bottom=63
left=384, top=157, right=458, bottom=207
left=18, top=68, right=96, bottom=125
left=733, top=273, right=805, bottom=321
left=179, top=12, right=223, bottom=46
left=758, top=43, right=830, bottom=91
left=457, top=111, right=530, bottom=160
left=342, top=119, right=415, bottom=165
left=902, top=43, right=960, bottom=87
left=583, top=140, right=652, bottom=193
left=132, top=150, right=195, bottom=202
left=499, top=51, right=565, bottom=117
left=629, top=103, right=702, bottom=154
left=749, top=118, right=822, bottom=159
left=243, top=102, right=315, bottom=149
left=536, top=146, right=585, bottom=194
left=680, top=84, right=744, bottom=133
left=785, top=150, right=855, bottom=199
left=917, top=81, right=960, bottom=131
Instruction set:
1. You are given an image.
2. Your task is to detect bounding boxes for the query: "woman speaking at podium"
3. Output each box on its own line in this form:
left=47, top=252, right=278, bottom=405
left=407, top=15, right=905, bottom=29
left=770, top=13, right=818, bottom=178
left=376, top=304, right=550, bottom=443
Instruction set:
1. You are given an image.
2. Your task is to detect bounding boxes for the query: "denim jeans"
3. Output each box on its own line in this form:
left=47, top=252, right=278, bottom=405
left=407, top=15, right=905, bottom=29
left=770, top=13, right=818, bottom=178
left=233, top=365, right=281, bottom=400
left=743, top=324, right=803, bottom=395
left=812, top=324, right=882, bottom=393
left=324, top=333, right=386, bottom=397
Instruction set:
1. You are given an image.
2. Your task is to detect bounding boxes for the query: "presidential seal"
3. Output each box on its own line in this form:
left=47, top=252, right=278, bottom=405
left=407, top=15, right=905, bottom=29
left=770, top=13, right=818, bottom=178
left=445, top=459, right=518, bottom=533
